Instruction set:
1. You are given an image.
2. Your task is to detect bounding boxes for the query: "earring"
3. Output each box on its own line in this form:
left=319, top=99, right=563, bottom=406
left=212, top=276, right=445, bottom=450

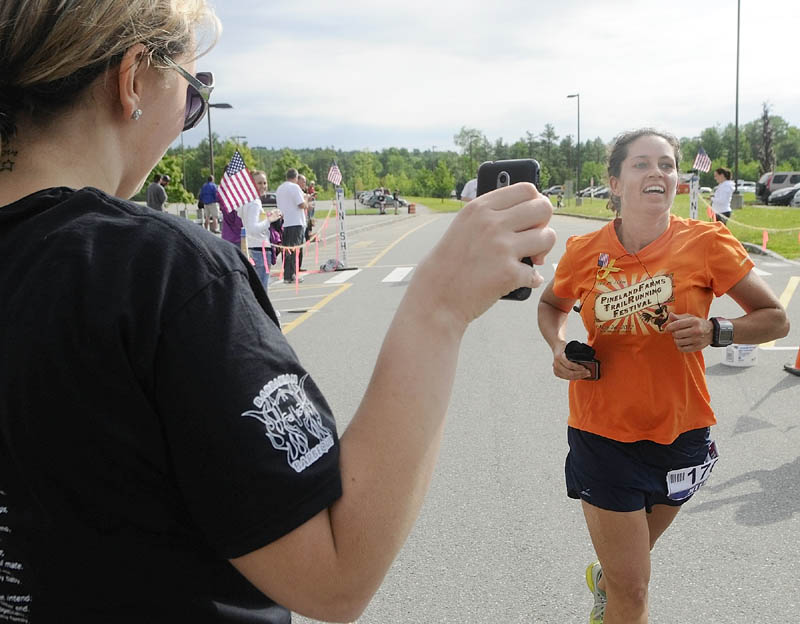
left=131, top=109, right=143, bottom=121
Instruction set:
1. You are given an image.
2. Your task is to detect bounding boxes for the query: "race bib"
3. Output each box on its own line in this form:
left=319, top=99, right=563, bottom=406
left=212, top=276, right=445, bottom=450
left=666, top=441, right=719, bottom=501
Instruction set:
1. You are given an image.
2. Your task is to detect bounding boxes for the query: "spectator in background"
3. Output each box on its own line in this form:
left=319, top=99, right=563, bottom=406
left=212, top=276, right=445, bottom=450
left=711, top=167, right=735, bottom=225
left=199, top=175, right=221, bottom=233
left=242, top=170, right=282, bottom=294
left=146, top=173, right=166, bottom=211
left=220, top=197, right=243, bottom=247
left=278, top=168, right=307, bottom=283
left=461, top=177, right=477, bottom=203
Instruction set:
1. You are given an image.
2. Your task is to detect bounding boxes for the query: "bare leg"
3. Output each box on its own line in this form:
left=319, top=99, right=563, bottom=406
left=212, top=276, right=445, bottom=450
left=646, top=504, right=681, bottom=549
left=582, top=502, right=650, bottom=624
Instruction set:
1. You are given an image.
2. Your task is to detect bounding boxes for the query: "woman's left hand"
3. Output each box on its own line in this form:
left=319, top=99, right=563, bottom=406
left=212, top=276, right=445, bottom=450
left=663, top=312, right=713, bottom=352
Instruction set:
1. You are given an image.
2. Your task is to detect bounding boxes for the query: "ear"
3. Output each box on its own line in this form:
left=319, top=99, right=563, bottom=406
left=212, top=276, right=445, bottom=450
left=117, top=43, right=148, bottom=120
left=608, top=175, right=620, bottom=196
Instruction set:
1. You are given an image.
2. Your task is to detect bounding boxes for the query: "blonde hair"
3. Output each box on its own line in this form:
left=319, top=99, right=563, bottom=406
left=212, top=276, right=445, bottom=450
left=0, top=0, right=220, bottom=144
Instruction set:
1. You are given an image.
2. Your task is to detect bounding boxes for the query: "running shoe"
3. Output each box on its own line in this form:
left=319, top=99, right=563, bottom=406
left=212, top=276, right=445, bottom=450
left=585, top=561, right=606, bottom=623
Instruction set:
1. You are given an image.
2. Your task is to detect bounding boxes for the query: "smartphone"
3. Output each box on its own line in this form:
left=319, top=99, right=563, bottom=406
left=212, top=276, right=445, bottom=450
left=564, top=340, right=601, bottom=381
left=567, top=357, right=601, bottom=381
left=476, top=159, right=541, bottom=301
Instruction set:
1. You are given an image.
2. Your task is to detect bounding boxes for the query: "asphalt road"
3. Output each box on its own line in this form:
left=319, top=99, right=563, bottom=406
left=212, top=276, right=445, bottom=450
left=279, top=208, right=800, bottom=624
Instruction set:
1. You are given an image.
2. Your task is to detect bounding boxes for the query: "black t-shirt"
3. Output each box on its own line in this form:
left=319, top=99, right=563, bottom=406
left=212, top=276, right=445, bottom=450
left=0, top=188, right=342, bottom=623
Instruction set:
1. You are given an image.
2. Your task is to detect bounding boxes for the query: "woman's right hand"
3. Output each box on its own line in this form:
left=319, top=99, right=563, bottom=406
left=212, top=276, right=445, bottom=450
left=551, top=344, right=592, bottom=381
left=406, top=182, right=556, bottom=333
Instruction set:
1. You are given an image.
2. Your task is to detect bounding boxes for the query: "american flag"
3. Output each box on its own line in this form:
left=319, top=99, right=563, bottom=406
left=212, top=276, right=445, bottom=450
left=327, top=162, right=342, bottom=186
left=217, top=150, right=259, bottom=211
left=692, top=147, right=712, bottom=173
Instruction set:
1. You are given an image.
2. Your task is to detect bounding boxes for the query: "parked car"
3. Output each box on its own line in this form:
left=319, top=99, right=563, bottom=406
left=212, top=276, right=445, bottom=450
left=542, top=185, right=563, bottom=196
left=262, top=191, right=277, bottom=208
left=578, top=185, right=605, bottom=197
left=737, top=181, right=756, bottom=194
left=757, top=171, right=800, bottom=203
left=700, top=186, right=712, bottom=194
left=369, top=197, right=407, bottom=209
left=592, top=186, right=610, bottom=199
left=791, top=190, right=800, bottom=207
left=767, top=182, right=800, bottom=206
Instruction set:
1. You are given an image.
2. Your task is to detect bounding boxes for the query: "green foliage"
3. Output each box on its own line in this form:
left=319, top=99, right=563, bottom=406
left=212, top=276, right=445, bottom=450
left=430, top=160, right=455, bottom=201
left=149, top=111, right=800, bottom=215
left=135, top=154, right=194, bottom=203
left=268, top=149, right=314, bottom=189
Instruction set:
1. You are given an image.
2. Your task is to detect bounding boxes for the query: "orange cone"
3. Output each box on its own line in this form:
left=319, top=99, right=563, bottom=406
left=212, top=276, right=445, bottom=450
left=785, top=346, right=800, bottom=377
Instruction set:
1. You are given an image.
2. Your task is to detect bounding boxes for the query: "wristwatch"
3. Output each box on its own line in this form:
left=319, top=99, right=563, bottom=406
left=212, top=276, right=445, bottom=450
left=710, top=317, right=734, bottom=347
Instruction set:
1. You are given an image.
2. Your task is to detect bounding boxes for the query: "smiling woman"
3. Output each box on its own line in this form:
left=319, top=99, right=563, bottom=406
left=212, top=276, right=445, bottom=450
left=537, top=128, right=789, bottom=623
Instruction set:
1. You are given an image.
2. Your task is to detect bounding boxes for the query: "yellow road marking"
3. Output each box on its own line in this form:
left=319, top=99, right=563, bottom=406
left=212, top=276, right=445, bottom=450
left=365, top=216, right=440, bottom=267
left=282, top=216, right=440, bottom=334
left=761, top=275, right=799, bottom=347
left=282, top=283, right=353, bottom=335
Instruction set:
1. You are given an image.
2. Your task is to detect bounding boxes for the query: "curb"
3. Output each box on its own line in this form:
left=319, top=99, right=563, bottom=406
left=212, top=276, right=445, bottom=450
left=741, top=242, right=800, bottom=265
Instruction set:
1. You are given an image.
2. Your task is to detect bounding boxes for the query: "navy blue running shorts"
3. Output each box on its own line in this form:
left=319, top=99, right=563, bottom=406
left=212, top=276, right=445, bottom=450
left=565, top=426, right=716, bottom=513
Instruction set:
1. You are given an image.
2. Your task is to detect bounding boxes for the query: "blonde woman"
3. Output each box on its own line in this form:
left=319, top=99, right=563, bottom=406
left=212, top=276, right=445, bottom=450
left=0, top=2, right=556, bottom=622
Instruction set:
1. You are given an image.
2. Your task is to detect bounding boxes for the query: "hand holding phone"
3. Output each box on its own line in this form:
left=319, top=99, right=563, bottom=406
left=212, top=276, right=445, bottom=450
left=476, top=159, right=541, bottom=300
left=564, top=340, right=601, bottom=380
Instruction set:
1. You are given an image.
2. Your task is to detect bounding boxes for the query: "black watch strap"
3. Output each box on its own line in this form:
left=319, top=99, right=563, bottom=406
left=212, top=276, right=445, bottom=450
left=711, top=317, right=734, bottom=347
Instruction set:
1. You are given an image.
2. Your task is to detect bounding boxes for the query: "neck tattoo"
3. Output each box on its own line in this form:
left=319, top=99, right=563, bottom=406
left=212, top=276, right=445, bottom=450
left=0, top=146, right=18, bottom=173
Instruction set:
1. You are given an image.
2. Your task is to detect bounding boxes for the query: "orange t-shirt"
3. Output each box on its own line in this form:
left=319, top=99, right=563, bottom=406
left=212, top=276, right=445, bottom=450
left=552, top=215, right=754, bottom=444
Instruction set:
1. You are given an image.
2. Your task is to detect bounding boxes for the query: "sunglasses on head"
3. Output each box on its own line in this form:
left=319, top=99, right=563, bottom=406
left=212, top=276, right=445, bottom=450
left=163, top=56, right=214, bottom=131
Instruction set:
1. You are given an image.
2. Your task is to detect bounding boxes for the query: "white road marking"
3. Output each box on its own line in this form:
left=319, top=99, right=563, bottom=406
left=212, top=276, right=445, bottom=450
left=752, top=267, right=772, bottom=276
left=324, top=269, right=362, bottom=283
left=382, top=267, right=414, bottom=282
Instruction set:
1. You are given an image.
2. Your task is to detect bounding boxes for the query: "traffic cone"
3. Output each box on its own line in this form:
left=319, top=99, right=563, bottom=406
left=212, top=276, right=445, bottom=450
left=785, top=346, right=800, bottom=377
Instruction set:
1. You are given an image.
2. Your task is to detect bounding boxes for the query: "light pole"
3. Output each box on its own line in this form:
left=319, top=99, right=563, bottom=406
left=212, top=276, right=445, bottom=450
left=567, top=93, right=581, bottom=204
left=180, top=133, right=187, bottom=190
left=732, top=0, right=743, bottom=209
left=207, top=102, right=233, bottom=180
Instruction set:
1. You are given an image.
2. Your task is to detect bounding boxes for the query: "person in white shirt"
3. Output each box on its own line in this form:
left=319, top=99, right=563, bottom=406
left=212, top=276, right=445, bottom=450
left=461, top=177, right=477, bottom=203
left=241, top=170, right=281, bottom=293
left=711, top=167, right=735, bottom=225
left=276, top=168, right=307, bottom=283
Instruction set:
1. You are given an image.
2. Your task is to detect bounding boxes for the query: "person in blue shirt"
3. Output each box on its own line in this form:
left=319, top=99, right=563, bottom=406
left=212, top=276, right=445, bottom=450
left=199, top=175, right=220, bottom=232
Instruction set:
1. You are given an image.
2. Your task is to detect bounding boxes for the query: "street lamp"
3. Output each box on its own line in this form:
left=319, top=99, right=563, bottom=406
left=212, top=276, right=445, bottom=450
left=207, top=102, right=233, bottom=180
left=567, top=93, right=581, bottom=205
left=732, top=0, right=743, bottom=209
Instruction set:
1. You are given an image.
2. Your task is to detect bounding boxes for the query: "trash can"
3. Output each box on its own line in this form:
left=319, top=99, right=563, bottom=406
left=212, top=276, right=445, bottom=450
left=408, top=203, right=416, bottom=214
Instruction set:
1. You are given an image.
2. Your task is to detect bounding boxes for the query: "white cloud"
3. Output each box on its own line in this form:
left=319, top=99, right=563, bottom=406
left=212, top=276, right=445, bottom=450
left=179, top=0, right=800, bottom=150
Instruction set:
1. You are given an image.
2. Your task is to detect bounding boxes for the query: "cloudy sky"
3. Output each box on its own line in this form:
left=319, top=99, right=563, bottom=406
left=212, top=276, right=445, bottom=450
left=176, top=0, right=800, bottom=152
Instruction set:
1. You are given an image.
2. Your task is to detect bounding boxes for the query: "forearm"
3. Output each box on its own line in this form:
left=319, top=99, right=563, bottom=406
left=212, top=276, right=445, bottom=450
left=243, top=206, right=271, bottom=238
left=328, top=286, right=465, bottom=604
left=538, top=299, right=570, bottom=353
left=728, top=306, right=789, bottom=344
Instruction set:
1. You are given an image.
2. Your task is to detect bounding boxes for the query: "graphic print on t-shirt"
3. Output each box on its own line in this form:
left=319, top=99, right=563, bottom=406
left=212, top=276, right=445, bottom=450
left=0, top=489, right=30, bottom=624
left=592, top=270, right=674, bottom=335
left=242, top=373, right=334, bottom=473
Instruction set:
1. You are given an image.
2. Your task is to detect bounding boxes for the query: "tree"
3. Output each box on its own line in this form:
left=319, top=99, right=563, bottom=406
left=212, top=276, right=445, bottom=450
left=268, top=149, right=313, bottom=189
left=539, top=124, right=559, bottom=167
left=699, top=126, right=724, bottom=160
left=430, top=160, right=455, bottom=201
left=759, top=103, right=776, bottom=176
left=453, top=126, right=490, bottom=179
left=143, top=155, right=194, bottom=204
left=350, top=151, right=381, bottom=191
